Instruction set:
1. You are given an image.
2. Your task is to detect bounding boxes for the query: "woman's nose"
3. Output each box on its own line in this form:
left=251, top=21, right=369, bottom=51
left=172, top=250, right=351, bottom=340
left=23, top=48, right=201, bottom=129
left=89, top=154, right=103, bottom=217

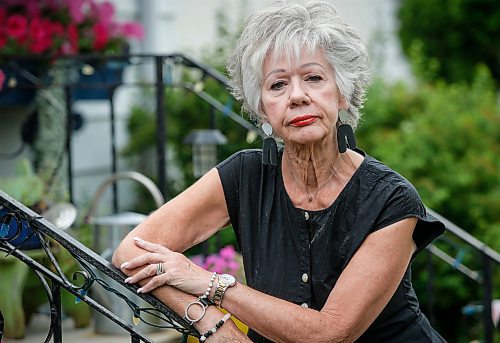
left=288, top=81, right=311, bottom=107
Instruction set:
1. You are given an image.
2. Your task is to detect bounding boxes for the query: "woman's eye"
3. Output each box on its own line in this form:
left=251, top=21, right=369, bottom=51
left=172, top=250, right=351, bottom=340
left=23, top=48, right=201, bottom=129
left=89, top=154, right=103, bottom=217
left=270, top=81, right=286, bottom=90
left=306, top=75, right=323, bottom=82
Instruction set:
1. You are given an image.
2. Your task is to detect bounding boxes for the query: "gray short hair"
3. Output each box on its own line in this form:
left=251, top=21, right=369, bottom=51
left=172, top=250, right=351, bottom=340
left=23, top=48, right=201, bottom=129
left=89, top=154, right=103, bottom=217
left=226, top=1, right=370, bottom=129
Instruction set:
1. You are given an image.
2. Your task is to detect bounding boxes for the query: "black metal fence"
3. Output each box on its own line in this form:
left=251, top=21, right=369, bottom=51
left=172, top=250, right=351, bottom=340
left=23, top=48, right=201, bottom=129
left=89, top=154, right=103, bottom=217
left=0, top=189, right=197, bottom=342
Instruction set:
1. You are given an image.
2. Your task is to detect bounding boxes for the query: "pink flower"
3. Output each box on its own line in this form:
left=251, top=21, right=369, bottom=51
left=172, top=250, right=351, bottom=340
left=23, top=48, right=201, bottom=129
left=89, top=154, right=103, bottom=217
left=1, top=0, right=144, bottom=56
left=25, top=1, right=40, bottom=18
left=6, top=14, right=28, bottom=39
left=190, top=254, right=204, bottom=267
left=0, top=30, right=7, bottom=49
left=92, top=22, right=109, bottom=51
left=62, top=24, right=79, bottom=54
left=219, top=245, right=236, bottom=260
left=121, top=22, right=145, bottom=40
left=204, top=255, right=219, bottom=267
left=96, top=1, right=115, bottom=27
left=227, top=260, right=240, bottom=273
left=66, top=0, right=86, bottom=24
left=28, top=18, right=53, bottom=53
left=0, top=8, right=6, bottom=23
left=0, top=69, right=6, bottom=91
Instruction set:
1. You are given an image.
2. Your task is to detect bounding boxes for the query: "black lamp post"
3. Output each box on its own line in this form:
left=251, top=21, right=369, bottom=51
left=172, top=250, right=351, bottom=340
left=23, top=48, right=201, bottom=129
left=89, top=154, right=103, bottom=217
left=183, top=129, right=228, bottom=178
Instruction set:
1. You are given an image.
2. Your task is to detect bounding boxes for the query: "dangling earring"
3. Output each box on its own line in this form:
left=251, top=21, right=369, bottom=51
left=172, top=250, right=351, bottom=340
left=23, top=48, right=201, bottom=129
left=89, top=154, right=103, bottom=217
left=262, top=122, right=278, bottom=166
left=337, top=109, right=356, bottom=153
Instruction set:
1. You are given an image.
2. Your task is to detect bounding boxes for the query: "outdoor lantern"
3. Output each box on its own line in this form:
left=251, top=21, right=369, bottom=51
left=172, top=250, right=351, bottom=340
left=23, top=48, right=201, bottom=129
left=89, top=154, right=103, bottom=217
left=183, top=129, right=227, bottom=178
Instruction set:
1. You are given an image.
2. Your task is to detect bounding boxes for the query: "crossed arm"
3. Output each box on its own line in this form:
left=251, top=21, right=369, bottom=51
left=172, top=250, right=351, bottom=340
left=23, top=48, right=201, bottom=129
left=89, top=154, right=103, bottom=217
left=112, top=168, right=417, bottom=342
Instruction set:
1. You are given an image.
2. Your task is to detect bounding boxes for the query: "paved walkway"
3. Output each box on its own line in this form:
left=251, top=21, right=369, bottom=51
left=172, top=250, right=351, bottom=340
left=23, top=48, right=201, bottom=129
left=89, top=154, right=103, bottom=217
left=3, top=314, right=183, bottom=343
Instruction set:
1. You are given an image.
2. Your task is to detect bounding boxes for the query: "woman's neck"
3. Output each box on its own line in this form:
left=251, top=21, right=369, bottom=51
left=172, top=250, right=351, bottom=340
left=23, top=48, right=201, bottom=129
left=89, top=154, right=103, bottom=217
left=282, top=143, right=363, bottom=209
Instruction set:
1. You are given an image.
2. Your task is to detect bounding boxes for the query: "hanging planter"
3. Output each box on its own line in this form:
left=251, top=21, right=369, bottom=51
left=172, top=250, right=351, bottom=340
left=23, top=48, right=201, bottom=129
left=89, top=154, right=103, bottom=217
left=0, top=63, right=41, bottom=108
left=0, top=0, right=144, bottom=103
left=0, top=208, right=42, bottom=250
left=72, top=60, right=128, bottom=101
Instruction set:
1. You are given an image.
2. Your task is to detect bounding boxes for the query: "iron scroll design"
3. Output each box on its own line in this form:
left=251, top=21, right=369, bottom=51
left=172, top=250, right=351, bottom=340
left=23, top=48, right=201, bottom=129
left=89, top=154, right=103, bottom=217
left=0, top=189, right=199, bottom=342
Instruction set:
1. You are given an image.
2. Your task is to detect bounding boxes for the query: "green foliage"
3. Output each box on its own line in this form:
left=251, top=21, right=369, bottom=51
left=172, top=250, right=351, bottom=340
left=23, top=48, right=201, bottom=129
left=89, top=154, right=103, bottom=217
left=358, top=67, right=499, bottom=341
left=397, top=0, right=500, bottom=84
left=0, top=159, right=44, bottom=207
left=360, top=67, right=499, bottom=248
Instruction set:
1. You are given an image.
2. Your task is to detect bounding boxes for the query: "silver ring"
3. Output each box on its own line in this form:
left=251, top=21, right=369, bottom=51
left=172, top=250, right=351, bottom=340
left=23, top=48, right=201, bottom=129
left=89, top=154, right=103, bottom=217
left=156, top=262, right=164, bottom=276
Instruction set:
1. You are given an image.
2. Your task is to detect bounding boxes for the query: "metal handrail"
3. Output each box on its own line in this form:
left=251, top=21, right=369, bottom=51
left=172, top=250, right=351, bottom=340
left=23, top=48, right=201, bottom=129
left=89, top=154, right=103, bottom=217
left=425, top=207, right=498, bottom=343
left=0, top=189, right=198, bottom=342
left=84, top=171, right=165, bottom=225
left=427, top=208, right=500, bottom=264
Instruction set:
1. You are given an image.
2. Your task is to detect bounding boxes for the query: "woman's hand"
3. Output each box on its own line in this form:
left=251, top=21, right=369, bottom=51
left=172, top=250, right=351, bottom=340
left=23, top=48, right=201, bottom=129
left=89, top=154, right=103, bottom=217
left=120, top=237, right=212, bottom=296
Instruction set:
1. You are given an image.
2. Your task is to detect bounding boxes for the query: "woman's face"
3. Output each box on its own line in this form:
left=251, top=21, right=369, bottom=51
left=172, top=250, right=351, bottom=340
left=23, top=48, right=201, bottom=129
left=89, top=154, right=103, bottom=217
left=261, top=48, right=347, bottom=146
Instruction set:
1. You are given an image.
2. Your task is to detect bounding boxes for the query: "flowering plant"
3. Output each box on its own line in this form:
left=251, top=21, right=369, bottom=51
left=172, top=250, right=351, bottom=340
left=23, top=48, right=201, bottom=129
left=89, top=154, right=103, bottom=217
left=191, top=245, right=246, bottom=283
left=0, top=0, right=144, bottom=56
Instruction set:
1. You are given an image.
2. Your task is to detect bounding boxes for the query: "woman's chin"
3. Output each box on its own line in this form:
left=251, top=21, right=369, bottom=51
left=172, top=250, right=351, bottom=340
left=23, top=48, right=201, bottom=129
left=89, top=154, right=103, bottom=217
left=285, top=129, right=330, bottom=146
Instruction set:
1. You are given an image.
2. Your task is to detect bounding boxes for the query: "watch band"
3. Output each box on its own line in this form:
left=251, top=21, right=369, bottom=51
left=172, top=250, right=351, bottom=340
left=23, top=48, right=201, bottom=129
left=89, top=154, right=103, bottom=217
left=212, top=279, right=227, bottom=307
left=212, top=274, right=236, bottom=308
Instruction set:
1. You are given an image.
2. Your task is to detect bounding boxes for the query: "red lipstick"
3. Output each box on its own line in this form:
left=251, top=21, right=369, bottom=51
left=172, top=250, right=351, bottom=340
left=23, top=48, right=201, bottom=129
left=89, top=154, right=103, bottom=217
left=289, top=115, right=318, bottom=127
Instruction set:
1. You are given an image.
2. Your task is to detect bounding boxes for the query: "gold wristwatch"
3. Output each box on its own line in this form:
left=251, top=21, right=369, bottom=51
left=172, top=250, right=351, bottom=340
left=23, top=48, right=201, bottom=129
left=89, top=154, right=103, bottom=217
left=213, top=274, right=236, bottom=308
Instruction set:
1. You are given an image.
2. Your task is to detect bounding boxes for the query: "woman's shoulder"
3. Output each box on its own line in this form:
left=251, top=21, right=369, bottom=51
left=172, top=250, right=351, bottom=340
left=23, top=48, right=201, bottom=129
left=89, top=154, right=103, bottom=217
left=356, top=153, right=421, bottom=205
left=216, top=149, right=268, bottom=181
left=217, top=149, right=263, bottom=168
left=362, top=154, right=414, bottom=187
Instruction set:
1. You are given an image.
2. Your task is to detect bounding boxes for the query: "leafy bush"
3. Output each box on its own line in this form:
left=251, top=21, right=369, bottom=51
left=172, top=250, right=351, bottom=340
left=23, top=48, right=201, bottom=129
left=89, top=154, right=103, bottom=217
left=360, top=66, right=499, bottom=248
left=397, top=0, right=500, bottom=84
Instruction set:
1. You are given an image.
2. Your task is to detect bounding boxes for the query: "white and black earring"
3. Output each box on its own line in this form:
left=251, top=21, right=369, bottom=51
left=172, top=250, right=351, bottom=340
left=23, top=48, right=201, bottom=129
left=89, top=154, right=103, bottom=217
left=337, top=109, right=356, bottom=153
left=262, top=122, right=278, bottom=166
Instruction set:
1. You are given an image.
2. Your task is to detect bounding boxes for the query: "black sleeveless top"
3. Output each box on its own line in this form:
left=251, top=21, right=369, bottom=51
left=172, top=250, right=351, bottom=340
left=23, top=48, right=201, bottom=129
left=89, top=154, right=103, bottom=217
left=216, top=149, right=446, bottom=342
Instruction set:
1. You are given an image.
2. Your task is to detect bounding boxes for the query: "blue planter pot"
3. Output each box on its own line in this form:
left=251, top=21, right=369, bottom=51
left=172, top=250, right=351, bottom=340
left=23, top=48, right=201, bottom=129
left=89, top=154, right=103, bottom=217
left=72, top=61, right=127, bottom=100
left=0, top=208, right=42, bottom=250
left=0, top=64, right=40, bottom=107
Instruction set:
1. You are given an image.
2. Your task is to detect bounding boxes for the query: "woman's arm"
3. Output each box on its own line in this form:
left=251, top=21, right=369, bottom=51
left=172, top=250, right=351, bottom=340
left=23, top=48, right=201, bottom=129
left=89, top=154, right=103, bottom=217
left=112, top=168, right=230, bottom=260
left=124, top=217, right=417, bottom=343
left=112, top=168, right=250, bottom=341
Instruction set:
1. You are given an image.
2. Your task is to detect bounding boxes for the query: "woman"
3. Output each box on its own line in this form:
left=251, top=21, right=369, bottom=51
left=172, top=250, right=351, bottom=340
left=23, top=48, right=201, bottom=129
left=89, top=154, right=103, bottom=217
left=113, top=1, right=446, bottom=342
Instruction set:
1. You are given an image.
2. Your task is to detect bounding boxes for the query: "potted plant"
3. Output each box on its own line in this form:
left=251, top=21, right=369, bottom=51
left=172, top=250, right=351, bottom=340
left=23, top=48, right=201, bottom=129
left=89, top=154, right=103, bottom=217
left=0, top=0, right=145, bottom=104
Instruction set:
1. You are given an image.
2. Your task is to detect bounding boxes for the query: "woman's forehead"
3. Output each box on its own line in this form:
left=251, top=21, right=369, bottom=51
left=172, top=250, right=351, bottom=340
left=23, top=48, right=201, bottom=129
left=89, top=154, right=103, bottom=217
left=263, top=47, right=331, bottom=71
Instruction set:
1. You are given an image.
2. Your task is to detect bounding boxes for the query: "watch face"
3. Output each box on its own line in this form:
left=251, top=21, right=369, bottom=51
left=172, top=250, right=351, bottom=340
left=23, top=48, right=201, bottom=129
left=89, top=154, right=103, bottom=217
left=220, top=274, right=236, bottom=286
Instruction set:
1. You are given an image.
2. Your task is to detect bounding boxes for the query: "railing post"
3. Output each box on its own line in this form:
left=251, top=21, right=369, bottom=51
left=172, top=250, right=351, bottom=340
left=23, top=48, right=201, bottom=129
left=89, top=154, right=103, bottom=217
left=155, top=56, right=167, bottom=197
left=65, top=86, right=74, bottom=203
left=131, top=333, right=141, bottom=343
left=482, top=254, right=493, bottom=343
left=51, top=283, right=63, bottom=343
left=109, top=89, right=119, bottom=212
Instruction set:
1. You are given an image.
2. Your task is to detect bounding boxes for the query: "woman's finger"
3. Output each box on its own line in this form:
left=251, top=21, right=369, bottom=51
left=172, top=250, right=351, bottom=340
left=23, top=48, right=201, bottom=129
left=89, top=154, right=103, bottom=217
left=120, top=252, right=162, bottom=270
left=136, top=274, right=170, bottom=293
left=124, top=263, right=160, bottom=284
left=132, top=237, right=171, bottom=255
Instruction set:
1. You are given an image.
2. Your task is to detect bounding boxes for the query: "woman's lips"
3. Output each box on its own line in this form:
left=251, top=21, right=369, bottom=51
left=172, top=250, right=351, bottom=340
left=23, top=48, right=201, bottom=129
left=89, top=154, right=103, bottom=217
left=289, top=115, right=318, bottom=127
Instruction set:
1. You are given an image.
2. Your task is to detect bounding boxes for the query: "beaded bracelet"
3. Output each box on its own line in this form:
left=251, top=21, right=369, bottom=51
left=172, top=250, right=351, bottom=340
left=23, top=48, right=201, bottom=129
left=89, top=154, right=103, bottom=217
left=199, top=312, right=232, bottom=341
left=183, top=272, right=217, bottom=325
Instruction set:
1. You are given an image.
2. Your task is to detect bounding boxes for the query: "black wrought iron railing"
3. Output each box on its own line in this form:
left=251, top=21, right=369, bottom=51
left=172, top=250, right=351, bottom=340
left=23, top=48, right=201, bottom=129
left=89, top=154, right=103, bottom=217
left=425, top=208, right=499, bottom=343
left=0, top=189, right=198, bottom=342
